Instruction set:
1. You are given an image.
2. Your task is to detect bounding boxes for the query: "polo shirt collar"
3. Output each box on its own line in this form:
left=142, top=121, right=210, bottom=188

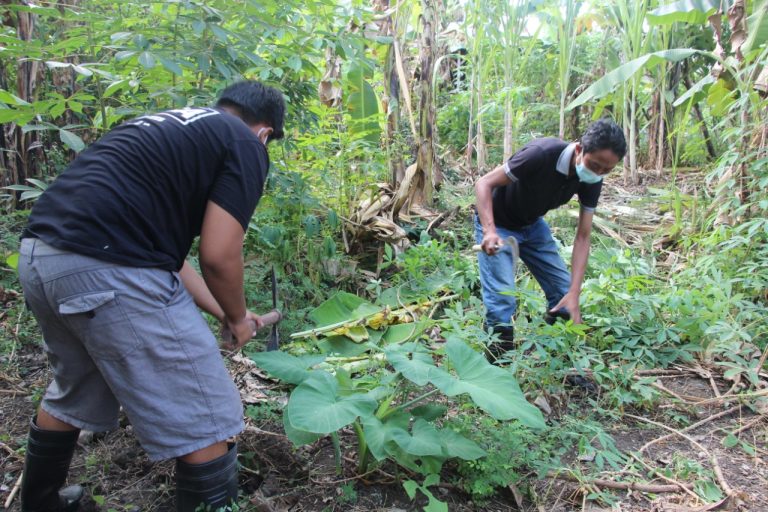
left=556, top=142, right=577, bottom=176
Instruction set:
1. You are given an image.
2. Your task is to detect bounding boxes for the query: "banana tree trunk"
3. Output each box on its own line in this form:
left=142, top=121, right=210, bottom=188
left=415, top=0, right=439, bottom=205
left=0, top=1, right=42, bottom=207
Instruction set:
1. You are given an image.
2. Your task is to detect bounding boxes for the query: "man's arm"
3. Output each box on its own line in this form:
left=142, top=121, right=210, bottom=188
left=550, top=207, right=594, bottom=324
left=179, top=260, right=225, bottom=321
left=198, top=200, right=258, bottom=349
left=475, top=164, right=512, bottom=254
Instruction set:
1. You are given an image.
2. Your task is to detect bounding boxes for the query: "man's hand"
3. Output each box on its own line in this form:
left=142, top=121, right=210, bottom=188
left=481, top=230, right=505, bottom=255
left=550, top=292, right=582, bottom=324
left=221, top=315, right=256, bottom=351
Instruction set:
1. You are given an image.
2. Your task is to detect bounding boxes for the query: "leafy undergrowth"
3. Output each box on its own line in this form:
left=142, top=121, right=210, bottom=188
left=1, top=170, right=767, bottom=511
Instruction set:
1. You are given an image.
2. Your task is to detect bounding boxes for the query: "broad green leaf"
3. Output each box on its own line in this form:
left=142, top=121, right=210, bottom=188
left=285, top=371, right=377, bottom=434
left=707, top=78, right=736, bottom=116
left=648, top=0, right=721, bottom=26
left=283, top=412, right=323, bottom=446
left=341, top=325, right=369, bottom=342
left=104, top=80, right=130, bottom=98
left=158, top=57, right=183, bottom=76
left=382, top=321, right=428, bottom=345
left=390, top=419, right=444, bottom=456
left=385, top=343, right=441, bottom=386
left=722, top=433, right=739, bottom=448
left=287, top=55, right=302, bottom=72
left=317, top=335, right=372, bottom=357
left=429, top=337, right=546, bottom=429
left=250, top=351, right=324, bottom=385
left=115, top=50, right=137, bottom=61
left=743, top=0, right=768, bottom=54
left=0, top=89, right=31, bottom=106
left=567, top=50, right=701, bottom=111
left=308, top=291, right=380, bottom=328
left=437, top=428, right=486, bottom=460
left=138, top=51, right=156, bottom=69
left=6, top=252, right=19, bottom=270
left=346, top=63, right=379, bottom=142
left=59, top=129, right=85, bottom=152
left=403, top=480, right=418, bottom=500
left=0, top=108, right=34, bottom=125
left=110, top=31, right=133, bottom=43
left=410, top=404, right=448, bottom=421
left=361, top=412, right=409, bottom=460
left=673, top=74, right=715, bottom=106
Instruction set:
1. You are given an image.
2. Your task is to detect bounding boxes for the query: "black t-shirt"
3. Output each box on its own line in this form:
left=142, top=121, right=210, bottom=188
left=24, top=107, right=269, bottom=271
left=492, top=138, right=602, bottom=229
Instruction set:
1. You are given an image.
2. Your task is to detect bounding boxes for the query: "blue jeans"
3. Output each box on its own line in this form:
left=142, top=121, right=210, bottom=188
left=475, top=216, right=571, bottom=328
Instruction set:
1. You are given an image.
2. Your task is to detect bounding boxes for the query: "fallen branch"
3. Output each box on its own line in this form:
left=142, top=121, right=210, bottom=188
left=4, top=472, right=22, bottom=509
left=627, top=452, right=700, bottom=501
left=547, top=470, right=691, bottom=493
left=626, top=414, right=737, bottom=500
left=638, top=405, right=742, bottom=454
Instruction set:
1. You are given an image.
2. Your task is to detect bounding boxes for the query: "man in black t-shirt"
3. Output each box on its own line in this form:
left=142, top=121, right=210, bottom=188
left=475, top=119, right=626, bottom=355
left=17, top=81, right=285, bottom=512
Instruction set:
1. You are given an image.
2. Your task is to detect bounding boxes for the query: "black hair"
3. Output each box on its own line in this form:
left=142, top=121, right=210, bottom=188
left=581, top=119, right=626, bottom=159
left=216, top=81, right=286, bottom=141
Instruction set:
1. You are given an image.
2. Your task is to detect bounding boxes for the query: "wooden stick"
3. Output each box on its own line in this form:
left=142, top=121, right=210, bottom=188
left=627, top=453, right=700, bottom=501
left=547, top=470, right=691, bottom=493
left=626, top=414, right=736, bottom=499
left=638, top=405, right=741, bottom=454
left=730, top=415, right=765, bottom=436
left=4, top=472, right=22, bottom=509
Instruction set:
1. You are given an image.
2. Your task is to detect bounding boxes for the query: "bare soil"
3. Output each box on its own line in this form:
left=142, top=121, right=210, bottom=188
left=2, top=332, right=767, bottom=512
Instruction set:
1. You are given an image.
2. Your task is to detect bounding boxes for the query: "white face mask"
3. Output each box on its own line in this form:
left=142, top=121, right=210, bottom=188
left=256, top=127, right=270, bottom=146
left=575, top=162, right=603, bottom=184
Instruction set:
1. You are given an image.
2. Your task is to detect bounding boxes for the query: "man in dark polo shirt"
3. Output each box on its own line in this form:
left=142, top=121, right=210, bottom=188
left=475, top=119, right=626, bottom=354
left=17, top=81, right=284, bottom=512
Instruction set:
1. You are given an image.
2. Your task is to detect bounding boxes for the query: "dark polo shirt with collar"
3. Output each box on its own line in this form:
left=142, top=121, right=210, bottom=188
left=492, top=137, right=602, bottom=230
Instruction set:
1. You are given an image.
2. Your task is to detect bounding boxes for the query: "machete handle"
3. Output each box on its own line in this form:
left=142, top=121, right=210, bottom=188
left=259, top=309, right=282, bottom=327
left=220, top=310, right=282, bottom=344
left=472, top=243, right=502, bottom=252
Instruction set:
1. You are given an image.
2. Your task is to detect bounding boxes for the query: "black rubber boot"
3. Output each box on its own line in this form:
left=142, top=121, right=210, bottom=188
left=21, top=417, right=84, bottom=512
left=176, top=443, right=239, bottom=512
left=487, top=326, right=516, bottom=361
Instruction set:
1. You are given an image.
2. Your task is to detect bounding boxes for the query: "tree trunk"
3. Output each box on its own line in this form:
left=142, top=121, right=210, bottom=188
left=1, top=0, right=42, bottom=208
left=414, top=0, right=440, bottom=204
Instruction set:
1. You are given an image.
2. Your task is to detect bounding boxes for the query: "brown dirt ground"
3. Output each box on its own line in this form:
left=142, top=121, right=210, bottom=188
left=2, top=332, right=767, bottom=512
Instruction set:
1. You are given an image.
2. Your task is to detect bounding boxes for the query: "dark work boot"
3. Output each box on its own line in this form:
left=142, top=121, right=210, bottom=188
left=176, top=443, right=239, bottom=512
left=21, top=417, right=84, bottom=512
left=487, top=326, right=516, bottom=362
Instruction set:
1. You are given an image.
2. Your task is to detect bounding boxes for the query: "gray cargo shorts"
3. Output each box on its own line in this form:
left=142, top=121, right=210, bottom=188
left=18, top=238, right=244, bottom=461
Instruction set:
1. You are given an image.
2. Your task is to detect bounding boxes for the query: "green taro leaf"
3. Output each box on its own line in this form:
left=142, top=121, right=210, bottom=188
left=361, top=412, right=410, bottom=461
left=285, top=371, right=377, bottom=434
left=385, top=343, right=442, bottom=386
left=410, top=404, right=448, bottom=421
left=390, top=419, right=444, bottom=457
left=437, top=428, right=486, bottom=460
left=283, top=412, right=323, bottom=446
left=430, top=336, right=546, bottom=429
left=250, top=351, right=324, bottom=385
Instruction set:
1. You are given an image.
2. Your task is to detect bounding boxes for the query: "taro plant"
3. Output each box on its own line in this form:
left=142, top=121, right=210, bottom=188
left=250, top=290, right=546, bottom=480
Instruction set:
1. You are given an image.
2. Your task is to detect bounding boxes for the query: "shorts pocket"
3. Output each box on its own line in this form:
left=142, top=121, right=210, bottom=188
left=58, top=291, right=142, bottom=361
